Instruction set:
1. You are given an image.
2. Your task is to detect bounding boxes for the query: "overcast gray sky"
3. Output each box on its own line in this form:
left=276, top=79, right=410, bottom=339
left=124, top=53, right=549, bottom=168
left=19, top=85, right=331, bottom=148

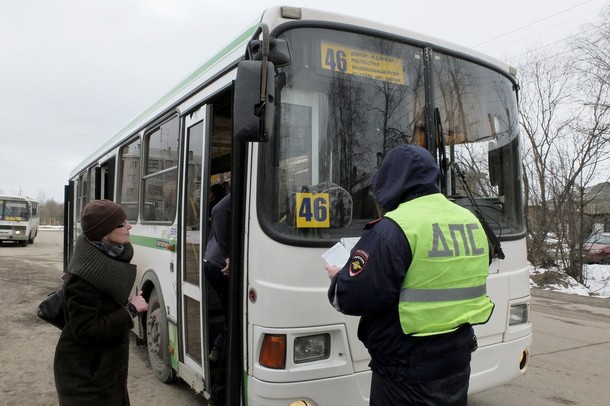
left=1, top=0, right=607, bottom=202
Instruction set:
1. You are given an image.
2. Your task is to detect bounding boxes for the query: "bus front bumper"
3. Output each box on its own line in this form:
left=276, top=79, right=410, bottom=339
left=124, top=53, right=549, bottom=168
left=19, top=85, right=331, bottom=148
left=469, top=333, right=532, bottom=395
left=247, top=370, right=371, bottom=406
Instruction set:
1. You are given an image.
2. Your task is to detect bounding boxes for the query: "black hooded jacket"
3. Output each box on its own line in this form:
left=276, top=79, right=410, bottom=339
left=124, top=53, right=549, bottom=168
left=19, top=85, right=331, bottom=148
left=328, top=145, right=475, bottom=379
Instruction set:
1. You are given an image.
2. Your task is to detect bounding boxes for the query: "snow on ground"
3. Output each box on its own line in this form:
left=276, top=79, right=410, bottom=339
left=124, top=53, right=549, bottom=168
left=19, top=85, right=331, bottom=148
left=530, top=263, right=610, bottom=298
left=39, top=225, right=64, bottom=231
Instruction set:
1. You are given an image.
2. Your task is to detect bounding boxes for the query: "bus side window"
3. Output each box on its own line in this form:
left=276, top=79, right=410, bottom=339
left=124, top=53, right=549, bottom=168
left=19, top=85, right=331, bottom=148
left=118, top=137, right=141, bottom=222
left=142, top=116, right=179, bottom=223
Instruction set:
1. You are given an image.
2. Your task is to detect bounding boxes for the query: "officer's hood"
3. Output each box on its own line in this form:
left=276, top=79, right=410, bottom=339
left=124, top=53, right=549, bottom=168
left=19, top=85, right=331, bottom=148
left=372, top=144, right=440, bottom=211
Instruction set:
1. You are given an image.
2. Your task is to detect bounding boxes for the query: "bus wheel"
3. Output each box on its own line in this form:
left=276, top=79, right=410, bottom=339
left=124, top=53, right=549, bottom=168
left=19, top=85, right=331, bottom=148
left=146, top=288, right=175, bottom=383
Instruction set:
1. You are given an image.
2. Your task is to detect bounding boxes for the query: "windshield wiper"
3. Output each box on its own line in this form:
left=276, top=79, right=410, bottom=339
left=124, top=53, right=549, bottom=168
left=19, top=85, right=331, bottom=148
left=434, top=108, right=448, bottom=194
left=434, top=107, right=504, bottom=259
left=450, top=162, right=505, bottom=260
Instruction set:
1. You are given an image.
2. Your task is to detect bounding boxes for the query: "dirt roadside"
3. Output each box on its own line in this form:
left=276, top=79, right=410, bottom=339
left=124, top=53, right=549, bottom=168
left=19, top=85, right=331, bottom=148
left=0, top=230, right=205, bottom=406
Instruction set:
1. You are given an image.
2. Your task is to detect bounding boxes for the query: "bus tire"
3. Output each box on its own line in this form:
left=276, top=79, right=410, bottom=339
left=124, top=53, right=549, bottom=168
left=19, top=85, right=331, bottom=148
left=146, top=288, right=175, bottom=383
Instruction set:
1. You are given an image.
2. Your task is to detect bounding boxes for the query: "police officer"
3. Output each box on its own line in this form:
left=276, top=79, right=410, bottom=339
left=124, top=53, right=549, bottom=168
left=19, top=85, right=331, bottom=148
left=325, top=144, right=494, bottom=405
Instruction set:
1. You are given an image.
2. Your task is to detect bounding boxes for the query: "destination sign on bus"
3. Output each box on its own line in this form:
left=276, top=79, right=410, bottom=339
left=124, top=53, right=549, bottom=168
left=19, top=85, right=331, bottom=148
left=320, top=41, right=405, bottom=85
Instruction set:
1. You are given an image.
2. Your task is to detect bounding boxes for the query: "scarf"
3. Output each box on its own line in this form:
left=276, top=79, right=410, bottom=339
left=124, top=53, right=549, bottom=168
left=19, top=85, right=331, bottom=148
left=68, top=234, right=137, bottom=305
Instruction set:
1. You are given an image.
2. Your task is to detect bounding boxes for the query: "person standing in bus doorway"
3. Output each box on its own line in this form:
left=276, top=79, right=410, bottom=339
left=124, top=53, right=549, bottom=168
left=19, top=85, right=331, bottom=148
left=204, top=192, right=231, bottom=404
left=324, top=145, right=494, bottom=405
left=209, top=183, right=227, bottom=220
left=54, top=200, right=148, bottom=406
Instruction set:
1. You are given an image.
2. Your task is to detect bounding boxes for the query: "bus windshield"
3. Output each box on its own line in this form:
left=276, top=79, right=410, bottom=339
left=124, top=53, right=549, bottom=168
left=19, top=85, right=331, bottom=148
left=258, top=27, right=524, bottom=244
left=0, top=199, right=31, bottom=221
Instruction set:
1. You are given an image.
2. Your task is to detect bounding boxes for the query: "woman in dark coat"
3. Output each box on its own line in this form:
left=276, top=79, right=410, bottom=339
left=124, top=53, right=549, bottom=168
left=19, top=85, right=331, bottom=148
left=54, top=200, right=148, bottom=406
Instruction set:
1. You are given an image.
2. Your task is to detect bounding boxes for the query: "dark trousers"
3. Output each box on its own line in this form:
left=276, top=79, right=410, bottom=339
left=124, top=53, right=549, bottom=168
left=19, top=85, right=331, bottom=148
left=370, top=365, right=470, bottom=406
left=204, top=261, right=228, bottom=402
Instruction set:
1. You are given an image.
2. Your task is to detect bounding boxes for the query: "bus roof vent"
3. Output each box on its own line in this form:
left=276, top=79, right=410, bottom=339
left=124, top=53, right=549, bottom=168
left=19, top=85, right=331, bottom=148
left=281, top=6, right=302, bottom=20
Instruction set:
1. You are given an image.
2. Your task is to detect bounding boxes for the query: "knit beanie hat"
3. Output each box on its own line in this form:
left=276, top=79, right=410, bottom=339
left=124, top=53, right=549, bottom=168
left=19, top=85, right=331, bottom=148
left=81, top=200, right=127, bottom=241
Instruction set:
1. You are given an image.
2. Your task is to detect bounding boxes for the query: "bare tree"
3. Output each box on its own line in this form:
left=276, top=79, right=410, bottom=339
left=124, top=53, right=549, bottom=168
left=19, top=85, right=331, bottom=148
left=568, top=7, right=610, bottom=278
left=519, top=7, right=610, bottom=280
left=519, top=51, right=574, bottom=268
left=40, top=199, right=64, bottom=225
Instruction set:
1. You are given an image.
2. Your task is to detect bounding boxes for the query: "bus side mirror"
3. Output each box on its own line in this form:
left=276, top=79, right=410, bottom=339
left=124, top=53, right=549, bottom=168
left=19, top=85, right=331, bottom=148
left=247, top=38, right=291, bottom=67
left=233, top=60, right=276, bottom=142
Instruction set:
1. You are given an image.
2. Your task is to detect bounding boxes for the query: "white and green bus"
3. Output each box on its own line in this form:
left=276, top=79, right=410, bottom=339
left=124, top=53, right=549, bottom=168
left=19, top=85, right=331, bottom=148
left=0, top=195, right=39, bottom=246
left=64, top=6, right=531, bottom=405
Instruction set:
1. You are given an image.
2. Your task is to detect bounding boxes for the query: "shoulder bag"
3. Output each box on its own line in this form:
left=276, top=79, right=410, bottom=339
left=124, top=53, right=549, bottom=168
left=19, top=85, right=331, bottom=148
left=37, top=289, right=65, bottom=329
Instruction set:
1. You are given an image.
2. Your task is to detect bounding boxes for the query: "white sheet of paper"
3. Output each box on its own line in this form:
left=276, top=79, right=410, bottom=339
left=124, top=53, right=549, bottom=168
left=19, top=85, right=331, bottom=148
left=341, top=237, right=359, bottom=252
left=321, top=241, right=350, bottom=267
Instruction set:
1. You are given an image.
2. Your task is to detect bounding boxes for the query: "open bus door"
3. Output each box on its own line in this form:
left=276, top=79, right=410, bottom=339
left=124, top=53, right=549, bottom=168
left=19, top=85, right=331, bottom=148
left=179, top=93, right=233, bottom=400
left=63, top=182, right=75, bottom=272
left=179, top=107, right=208, bottom=392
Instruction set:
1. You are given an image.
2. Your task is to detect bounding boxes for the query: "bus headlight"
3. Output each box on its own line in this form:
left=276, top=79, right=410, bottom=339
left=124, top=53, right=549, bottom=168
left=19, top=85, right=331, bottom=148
left=294, top=333, right=330, bottom=363
left=509, top=303, right=529, bottom=326
left=14, top=230, right=22, bottom=235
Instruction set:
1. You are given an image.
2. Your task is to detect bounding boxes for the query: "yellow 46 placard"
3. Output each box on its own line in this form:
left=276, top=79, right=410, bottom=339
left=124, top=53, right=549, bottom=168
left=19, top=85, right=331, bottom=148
left=295, top=192, right=330, bottom=228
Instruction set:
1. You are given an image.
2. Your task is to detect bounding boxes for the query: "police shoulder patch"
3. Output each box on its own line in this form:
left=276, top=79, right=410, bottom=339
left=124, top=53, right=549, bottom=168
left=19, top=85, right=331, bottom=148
left=349, top=249, right=369, bottom=277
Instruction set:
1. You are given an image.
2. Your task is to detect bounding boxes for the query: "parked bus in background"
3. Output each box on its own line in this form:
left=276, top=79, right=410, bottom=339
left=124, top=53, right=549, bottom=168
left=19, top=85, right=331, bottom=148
left=63, top=6, right=531, bottom=405
left=0, top=195, right=39, bottom=246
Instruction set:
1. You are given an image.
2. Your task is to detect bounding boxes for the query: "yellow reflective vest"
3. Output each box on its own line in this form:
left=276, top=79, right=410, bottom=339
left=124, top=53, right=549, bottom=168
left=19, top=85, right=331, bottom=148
left=385, top=194, right=494, bottom=336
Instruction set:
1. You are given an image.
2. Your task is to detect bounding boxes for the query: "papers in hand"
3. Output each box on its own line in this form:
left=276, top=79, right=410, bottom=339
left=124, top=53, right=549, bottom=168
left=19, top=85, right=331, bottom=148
left=321, top=241, right=350, bottom=267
